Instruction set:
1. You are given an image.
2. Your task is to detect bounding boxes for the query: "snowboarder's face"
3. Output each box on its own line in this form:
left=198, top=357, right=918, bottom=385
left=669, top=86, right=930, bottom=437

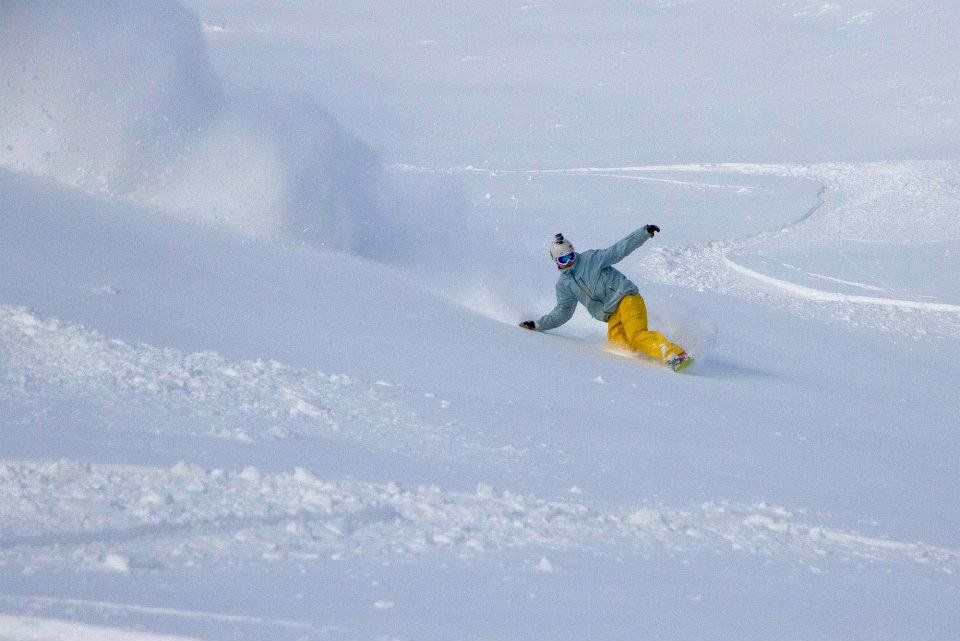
left=555, top=251, right=576, bottom=269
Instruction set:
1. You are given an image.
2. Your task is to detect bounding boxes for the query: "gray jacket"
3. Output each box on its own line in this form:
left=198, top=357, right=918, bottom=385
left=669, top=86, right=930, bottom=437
left=536, top=227, right=653, bottom=330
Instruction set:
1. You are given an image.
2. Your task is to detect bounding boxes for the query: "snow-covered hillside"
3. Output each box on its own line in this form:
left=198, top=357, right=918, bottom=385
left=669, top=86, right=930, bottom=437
left=1, top=2, right=958, bottom=639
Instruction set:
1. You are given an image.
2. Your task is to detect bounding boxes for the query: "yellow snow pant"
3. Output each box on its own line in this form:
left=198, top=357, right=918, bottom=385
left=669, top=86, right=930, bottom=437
left=607, top=294, right=684, bottom=363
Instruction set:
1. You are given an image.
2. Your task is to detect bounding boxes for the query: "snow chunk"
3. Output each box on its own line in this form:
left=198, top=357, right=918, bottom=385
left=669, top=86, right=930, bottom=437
left=476, top=483, right=495, bottom=499
left=742, top=514, right=789, bottom=532
left=536, top=556, right=559, bottom=572
left=302, top=490, right=333, bottom=514
left=239, top=466, right=261, bottom=483
left=140, top=491, right=168, bottom=506
left=293, top=467, right=317, bottom=484
left=91, top=284, right=119, bottom=296
left=207, top=427, right=253, bottom=443
left=627, top=508, right=666, bottom=530
left=170, top=461, right=203, bottom=476
left=432, top=532, right=456, bottom=546
left=102, top=553, right=129, bottom=573
left=373, top=599, right=395, bottom=610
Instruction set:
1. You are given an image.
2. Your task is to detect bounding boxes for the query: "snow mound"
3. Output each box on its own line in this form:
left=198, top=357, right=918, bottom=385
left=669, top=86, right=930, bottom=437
left=0, top=1, right=220, bottom=195
left=1, top=459, right=957, bottom=576
left=0, top=305, right=509, bottom=464
left=0, top=1, right=386, bottom=245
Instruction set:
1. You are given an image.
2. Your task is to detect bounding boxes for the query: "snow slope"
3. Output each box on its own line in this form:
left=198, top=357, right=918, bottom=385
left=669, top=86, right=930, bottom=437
left=1, top=1, right=959, bottom=640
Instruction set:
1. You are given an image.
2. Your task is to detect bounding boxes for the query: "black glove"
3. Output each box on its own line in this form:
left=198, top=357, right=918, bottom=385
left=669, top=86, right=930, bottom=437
left=645, top=224, right=661, bottom=236
left=519, top=320, right=536, bottom=330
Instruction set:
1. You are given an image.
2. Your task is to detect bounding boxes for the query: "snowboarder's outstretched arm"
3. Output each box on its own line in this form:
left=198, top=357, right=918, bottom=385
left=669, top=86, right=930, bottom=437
left=528, top=281, right=577, bottom=331
left=594, top=225, right=660, bottom=268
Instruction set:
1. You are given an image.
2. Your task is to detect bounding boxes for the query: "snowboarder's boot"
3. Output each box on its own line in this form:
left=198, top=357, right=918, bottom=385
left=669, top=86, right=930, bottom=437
left=667, top=351, right=694, bottom=372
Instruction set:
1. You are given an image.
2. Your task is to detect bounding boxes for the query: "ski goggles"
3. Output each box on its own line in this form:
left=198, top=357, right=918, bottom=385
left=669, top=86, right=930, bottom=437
left=556, top=251, right=576, bottom=265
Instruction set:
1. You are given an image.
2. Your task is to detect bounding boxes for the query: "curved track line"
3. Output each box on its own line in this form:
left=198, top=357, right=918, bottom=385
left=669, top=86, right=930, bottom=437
left=0, top=595, right=317, bottom=630
left=723, top=254, right=960, bottom=313
left=715, top=175, right=960, bottom=315
left=392, top=162, right=778, bottom=191
left=599, top=173, right=765, bottom=192
left=396, top=161, right=960, bottom=315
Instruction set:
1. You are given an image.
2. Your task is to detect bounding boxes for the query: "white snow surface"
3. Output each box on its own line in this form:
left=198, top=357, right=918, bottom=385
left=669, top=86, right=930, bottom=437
left=1, top=1, right=959, bottom=640
left=0, top=614, right=203, bottom=641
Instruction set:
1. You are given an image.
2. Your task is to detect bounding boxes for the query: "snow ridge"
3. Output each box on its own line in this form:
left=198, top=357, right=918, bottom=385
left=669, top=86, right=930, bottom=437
left=0, top=306, right=514, bottom=464
left=1, top=459, right=957, bottom=578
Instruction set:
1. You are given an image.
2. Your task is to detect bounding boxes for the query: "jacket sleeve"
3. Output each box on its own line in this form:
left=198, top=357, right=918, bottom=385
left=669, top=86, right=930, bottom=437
left=536, top=280, right=577, bottom=331
left=593, top=227, right=652, bottom=268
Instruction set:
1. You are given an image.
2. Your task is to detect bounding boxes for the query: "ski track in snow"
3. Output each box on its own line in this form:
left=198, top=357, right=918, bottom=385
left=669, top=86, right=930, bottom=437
left=638, top=161, right=960, bottom=338
left=0, top=597, right=313, bottom=630
left=396, top=160, right=960, bottom=338
left=0, top=306, right=522, bottom=467
left=0, top=613, right=205, bottom=641
left=0, top=458, right=957, bottom=577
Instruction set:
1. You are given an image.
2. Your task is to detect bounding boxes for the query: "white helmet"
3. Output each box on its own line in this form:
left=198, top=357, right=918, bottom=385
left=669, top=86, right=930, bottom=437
left=550, top=233, right=576, bottom=269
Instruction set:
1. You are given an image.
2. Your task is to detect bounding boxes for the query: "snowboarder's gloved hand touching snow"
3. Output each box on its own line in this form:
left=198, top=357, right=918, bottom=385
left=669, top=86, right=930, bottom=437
left=645, top=224, right=660, bottom=236
left=519, top=321, right=536, bottom=330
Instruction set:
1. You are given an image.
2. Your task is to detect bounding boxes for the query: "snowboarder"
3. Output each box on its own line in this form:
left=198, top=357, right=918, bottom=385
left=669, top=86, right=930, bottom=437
left=520, top=227, right=693, bottom=372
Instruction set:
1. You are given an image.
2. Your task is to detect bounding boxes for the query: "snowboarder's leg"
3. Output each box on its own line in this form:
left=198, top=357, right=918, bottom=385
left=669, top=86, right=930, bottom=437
left=608, top=294, right=684, bottom=363
left=606, top=315, right=631, bottom=350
